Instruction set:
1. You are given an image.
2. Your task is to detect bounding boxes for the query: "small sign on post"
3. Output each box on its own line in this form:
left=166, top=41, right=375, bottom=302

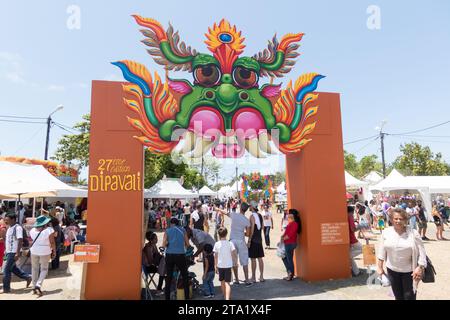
left=74, top=245, right=100, bottom=263
left=362, top=239, right=376, bottom=266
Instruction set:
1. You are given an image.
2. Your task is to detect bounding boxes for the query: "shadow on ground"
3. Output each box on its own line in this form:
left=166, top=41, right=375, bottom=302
left=147, top=267, right=372, bottom=301
left=0, top=259, right=71, bottom=286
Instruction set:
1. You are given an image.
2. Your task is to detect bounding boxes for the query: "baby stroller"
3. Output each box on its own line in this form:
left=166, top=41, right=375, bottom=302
left=162, top=246, right=200, bottom=300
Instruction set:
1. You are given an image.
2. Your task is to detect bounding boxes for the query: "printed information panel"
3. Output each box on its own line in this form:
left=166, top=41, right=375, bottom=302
left=74, top=245, right=100, bottom=263
left=321, top=222, right=347, bottom=245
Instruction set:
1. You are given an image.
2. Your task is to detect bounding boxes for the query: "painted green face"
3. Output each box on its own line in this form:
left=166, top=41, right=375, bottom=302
left=159, top=54, right=284, bottom=158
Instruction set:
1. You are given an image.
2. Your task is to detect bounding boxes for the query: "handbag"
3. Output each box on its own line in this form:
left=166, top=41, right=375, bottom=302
left=422, top=256, right=436, bottom=283
left=276, top=241, right=286, bottom=258
left=19, top=230, right=43, bottom=268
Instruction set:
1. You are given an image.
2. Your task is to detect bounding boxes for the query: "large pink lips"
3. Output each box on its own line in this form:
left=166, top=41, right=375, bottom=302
left=187, top=107, right=266, bottom=158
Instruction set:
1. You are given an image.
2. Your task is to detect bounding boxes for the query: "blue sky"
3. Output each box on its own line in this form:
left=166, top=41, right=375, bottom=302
left=1, top=0, right=450, bottom=183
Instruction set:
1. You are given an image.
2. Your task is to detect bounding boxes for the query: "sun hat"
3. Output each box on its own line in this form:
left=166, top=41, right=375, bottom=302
left=33, top=215, right=51, bottom=228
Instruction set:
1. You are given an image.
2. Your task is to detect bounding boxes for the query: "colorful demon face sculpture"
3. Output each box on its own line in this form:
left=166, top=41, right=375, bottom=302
left=113, top=16, right=324, bottom=158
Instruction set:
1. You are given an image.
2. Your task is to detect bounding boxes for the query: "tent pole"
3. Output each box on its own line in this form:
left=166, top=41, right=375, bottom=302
left=32, top=197, right=36, bottom=218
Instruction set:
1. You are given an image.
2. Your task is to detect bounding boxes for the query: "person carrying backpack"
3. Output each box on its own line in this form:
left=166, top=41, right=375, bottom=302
left=2, top=213, right=32, bottom=293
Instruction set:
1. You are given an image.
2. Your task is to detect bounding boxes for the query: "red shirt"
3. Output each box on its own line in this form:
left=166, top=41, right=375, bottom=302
left=284, top=221, right=298, bottom=245
left=348, top=214, right=358, bottom=245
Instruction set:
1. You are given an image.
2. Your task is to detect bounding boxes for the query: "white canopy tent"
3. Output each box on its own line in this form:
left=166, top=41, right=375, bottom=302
left=0, top=161, right=88, bottom=217
left=144, top=178, right=197, bottom=199
left=229, top=179, right=244, bottom=194
left=345, top=171, right=370, bottom=200
left=198, top=185, right=216, bottom=196
left=369, top=169, right=450, bottom=218
left=345, top=171, right=368, bottom=188
left=405, top=176, right=450, bottom=194
left=218, top=185, right=234, bottom=199
left=0, top=161, right=86, bottom=199
left=369, top=169, right=411, bottom=191
left=363, top=171, right=383, bottom=184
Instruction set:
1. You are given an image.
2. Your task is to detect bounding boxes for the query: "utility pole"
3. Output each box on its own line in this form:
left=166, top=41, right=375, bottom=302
left=44, top=116, right=52, bottom=160
left=235, top=165, right=239, bottom=199
left=378, top=120, right=387, bottom=178
left=200, top=156, right=204, bottom=178
left=380, top=132, right=386, bottom=178
left=44, top=105, right=64, bottom=160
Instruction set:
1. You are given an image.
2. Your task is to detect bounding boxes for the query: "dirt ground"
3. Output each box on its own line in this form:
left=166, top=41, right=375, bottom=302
left=1, top=208, right=449, bottom=300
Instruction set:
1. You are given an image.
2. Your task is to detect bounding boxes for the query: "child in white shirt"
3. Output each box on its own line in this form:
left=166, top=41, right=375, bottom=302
left=213, top=227, right=237, bottom=300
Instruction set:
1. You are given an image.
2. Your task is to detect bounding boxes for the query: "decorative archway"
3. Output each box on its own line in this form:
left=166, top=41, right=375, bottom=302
left=84, top=16, right=349, bottom=299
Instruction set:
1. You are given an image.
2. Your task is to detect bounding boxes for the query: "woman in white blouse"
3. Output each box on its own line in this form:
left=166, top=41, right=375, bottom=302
left=376, top=208, right=427, bottom=300
left=29, top=215, right=56, bottom=296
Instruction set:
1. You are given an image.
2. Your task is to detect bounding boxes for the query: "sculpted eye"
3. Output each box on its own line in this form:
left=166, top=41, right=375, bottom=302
left=193, top=64, right=221, bottom=87
left=232, top=67, right=258, bottom=89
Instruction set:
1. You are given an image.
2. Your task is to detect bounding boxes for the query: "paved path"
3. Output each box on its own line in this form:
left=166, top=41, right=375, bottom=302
left=1, top=208, right=449, bottom=300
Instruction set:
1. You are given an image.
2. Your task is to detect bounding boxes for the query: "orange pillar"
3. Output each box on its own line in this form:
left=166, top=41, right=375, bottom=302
left=84, top=81, right=144, bottom=299
left=285, top=92, right=350, bottom=281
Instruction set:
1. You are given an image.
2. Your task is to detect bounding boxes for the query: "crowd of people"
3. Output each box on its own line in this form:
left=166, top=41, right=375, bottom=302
left=347, top=195, right=444, bottom=300
left=346, top=197, right=450, bottom=241
left=2, top=191, right=444, bottom=300
left=0, top=200, right=87, bottom=296
left=141, top=197, right=299, bottom=300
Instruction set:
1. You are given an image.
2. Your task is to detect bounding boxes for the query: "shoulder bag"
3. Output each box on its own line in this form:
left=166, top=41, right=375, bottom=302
left=19, top=230, right=43, bottom=268
left=421, top=256, right=436, bottom=283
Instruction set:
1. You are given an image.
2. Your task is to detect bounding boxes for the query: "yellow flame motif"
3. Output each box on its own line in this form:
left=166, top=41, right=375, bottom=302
left=205, top=19, right=245, bottom=54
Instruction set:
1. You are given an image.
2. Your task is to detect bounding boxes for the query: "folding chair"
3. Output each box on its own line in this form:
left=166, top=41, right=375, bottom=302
left=142, top=265, right=158, bottom=300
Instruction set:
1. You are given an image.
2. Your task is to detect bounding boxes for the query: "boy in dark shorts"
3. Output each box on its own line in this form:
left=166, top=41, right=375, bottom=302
left=213, top=227, right=237, bottom=300
left=202, top=244, right=215, bottom=298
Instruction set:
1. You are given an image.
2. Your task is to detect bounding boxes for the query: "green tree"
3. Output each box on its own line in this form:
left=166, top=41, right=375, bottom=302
left=344, top=151, right=384, bottom=178
left=192, top=156, right=221, bottom=186
left=394, top=142, right=450, bottom=176
left=53, top=114, right=90, bottom=169
left=272, top=171, right=286, bottom=186
left=358, top=154, right=383, bottom=178
left=143, top=150, right=205, bottom=189
left=344, top=150, right=359, bottom=177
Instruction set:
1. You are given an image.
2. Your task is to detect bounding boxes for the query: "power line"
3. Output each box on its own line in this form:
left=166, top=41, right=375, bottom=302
left=0, top=115, right=46, bottom=120
left=352, top=136, right=379, bottom=154
left=389, top=134, right=450, bottom=139
left=13, top=125, right=46, bottom=155
left=0, top=119, right=46, bottom=124
left=344, top=134, right=379, bottom=145
left=53, top=122, right=82, bottom=133
left=53, top=122, right=77, bottom=134
left=387, top=120, right=450, bottom=136
left=388, top=135, right=450, bottom=144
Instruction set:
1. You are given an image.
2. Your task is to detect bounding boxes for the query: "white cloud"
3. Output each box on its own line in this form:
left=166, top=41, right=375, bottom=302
left=5, top=72, right=26, bottom=84
left=1, top=51, right=72, bottom=92
left=48, top=84, right=66, bottom=92
left=0, top=51, right=26, bottom=85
